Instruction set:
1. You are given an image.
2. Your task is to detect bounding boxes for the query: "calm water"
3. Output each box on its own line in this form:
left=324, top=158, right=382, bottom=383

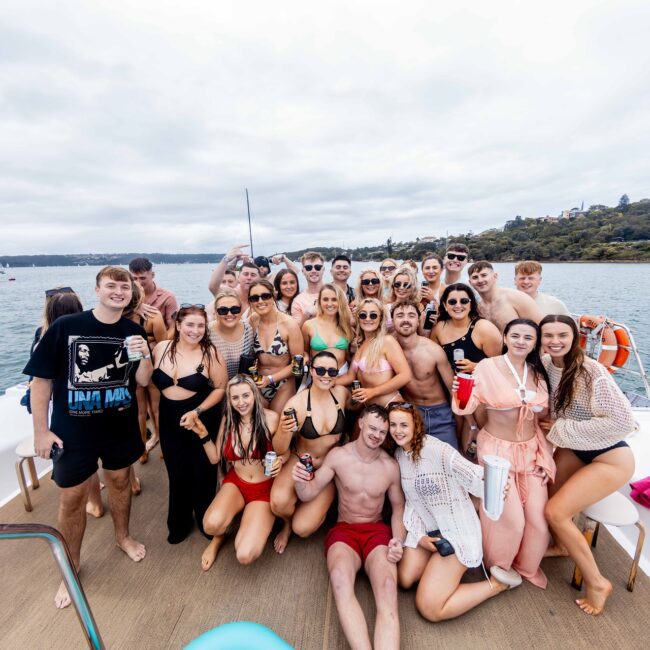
left=1, top=262, right=648, bottom=394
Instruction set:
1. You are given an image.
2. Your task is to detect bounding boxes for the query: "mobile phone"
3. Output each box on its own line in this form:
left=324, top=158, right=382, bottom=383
left=421, top=280, right=429, bottom=287
left=427, top=530, right=455, bottom=556
left=50, top=442, right=65, bottom=462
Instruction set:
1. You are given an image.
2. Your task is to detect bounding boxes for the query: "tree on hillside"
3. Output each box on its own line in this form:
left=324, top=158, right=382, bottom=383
left=618, top=194, right=630, bottom=212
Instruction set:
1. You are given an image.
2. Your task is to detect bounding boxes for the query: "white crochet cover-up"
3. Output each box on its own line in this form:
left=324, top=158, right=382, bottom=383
left=543, top=355, right=636, bottom=451
left=396, top=436, right=484, bottom=568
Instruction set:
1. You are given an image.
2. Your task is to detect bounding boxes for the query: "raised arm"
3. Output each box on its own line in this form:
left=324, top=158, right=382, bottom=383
left=208, top=244, right=249, bottom=296
left=292, top=447, right=339, bottom=502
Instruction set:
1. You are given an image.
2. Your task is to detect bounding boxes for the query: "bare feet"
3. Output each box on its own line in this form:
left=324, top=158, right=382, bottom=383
left=146, top=435, right=159, bottom=452
left=86, top=500, right=104, bottom=518
left=201, top=537, right=224, bottom=571
left=544, top=544, right=569, bottom=558
left=131, top=477, right=142, bottom=496
left=273, top=521, right=292, bottom=554
left=576, top=578, right=613, bottom=615
left=54, top=581, right=72, bottom=609
left=116, top=536, right=146, bottom=562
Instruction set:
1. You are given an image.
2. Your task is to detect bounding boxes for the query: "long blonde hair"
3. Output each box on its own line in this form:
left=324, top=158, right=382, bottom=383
left=355, top=298, right=388, bottom=371
left=316, top=284, right=354, bottom=342
left=389, top=266, right=420, bottom=304
left=355, top=268, right=382, bottom=300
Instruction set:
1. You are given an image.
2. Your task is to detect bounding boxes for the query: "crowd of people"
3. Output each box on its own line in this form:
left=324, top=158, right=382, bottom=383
left=23, top=245, right=636, bottom=648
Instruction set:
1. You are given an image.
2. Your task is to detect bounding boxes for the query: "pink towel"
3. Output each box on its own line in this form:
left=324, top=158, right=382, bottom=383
left=630, top=477, right=650, bottom=509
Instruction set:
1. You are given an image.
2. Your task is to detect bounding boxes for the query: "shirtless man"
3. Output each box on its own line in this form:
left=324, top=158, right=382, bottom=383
left=290, top=251, right=325, bottom=326
left=293, top=405, right=405, bottom=650
left=392, top=300, right=458, bottom=449
left=468, top=261, right=542, bottom=332
left=514, top=260, right=570, bottom=316
left=443, top=243, right=470, bottom=285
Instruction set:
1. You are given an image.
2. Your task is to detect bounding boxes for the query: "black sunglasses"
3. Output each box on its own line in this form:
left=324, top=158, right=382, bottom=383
left=446, top=297, right=471, bottom=306
left=45, top=286, right=74, bottom=298
left=180, top=303, right=206, bottom=309
left=216, top=305, right=242, bottom=316
left=446, top=253, right=467, bottom=261
left=361, top=278, right=381, bottom=286
left=388, top=401, right=414, bottom=411
left=249, top=292, right=273, bottom=303
left=303, top=264, right=323, bottom=272
left=393, top=281, right=411, bottom=290
left=313, top=366, right=338, bottom=377
left=358, top=311, right=380, bottom=320
left=380, top=265, right=396, bottom=272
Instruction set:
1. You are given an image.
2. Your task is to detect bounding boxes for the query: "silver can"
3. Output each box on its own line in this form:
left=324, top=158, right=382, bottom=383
left=124, top=335, right=143, bottom=361
left=264, top=451, right=277, bottom=477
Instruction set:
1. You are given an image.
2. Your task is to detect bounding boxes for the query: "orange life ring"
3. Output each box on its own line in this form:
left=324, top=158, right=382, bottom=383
left=578, top=315, right=618, bottom=371
left=611, top=327, right=631, bottom=370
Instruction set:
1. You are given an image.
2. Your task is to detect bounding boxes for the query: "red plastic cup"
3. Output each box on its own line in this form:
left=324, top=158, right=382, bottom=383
left=456, top=372, right=475, bottom=409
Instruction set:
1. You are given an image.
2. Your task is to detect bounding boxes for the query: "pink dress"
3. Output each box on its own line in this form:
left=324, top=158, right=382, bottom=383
left=453, top=356, right=555, bottom=588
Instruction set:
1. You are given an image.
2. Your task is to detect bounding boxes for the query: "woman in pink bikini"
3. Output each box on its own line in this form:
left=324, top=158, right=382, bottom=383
left=347, top=297, right=412, bottom=407
left=191, top=374, right=284, bottom=570
left=452, top=318, right=555, bottom=588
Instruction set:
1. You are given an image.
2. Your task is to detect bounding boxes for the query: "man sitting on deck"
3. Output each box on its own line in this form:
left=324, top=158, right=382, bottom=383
left=293, top=405, right=405, bottom=650
left=24, top=266, right=152, bottom=608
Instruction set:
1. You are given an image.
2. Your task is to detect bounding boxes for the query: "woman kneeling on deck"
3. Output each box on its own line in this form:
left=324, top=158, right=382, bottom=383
left=389, top=403, right=515, bottom=622
left=540, top=315, right=636, bottom=615
left=190, top=375, right=284, bottom=570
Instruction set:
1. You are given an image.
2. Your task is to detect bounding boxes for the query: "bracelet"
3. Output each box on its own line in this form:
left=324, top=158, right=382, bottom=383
left=143, top=354, right=151, bottom=360
left=200, top=435, right=211, bottom=445
left=194, top=406, right=203, bottom=416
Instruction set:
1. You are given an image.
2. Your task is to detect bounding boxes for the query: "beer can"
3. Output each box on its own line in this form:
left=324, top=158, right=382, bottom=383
left=299, top=453, right=314, bottom=475
left=264, top=451, right=277, bottom=477
left=291, top=355, right=304, bottom=377
left=283, top=407, right=299, bottom=432
left=351, top=380, right=361, bottom=404
left=124, top=335, right=143, bottom=361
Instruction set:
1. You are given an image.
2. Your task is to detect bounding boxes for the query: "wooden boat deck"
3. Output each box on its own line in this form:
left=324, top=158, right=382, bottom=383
left=0, top=458, right=647, bottom=649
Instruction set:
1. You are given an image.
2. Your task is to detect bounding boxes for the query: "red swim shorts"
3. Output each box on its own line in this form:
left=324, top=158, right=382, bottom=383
left=324, top=521, right=391, bottom=562
left=222, top=468, right=273, bottom=505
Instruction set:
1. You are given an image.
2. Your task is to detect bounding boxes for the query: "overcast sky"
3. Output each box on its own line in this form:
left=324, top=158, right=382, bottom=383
left=1, top=0, right=649, bottom=255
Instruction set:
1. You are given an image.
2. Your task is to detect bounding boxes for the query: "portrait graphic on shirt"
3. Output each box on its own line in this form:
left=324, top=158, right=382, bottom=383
left=68, top=336, right=130, bottom=390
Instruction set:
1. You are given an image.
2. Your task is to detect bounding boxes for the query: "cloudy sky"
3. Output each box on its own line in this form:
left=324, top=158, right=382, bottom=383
left=1, top=0, right=649, bottom=255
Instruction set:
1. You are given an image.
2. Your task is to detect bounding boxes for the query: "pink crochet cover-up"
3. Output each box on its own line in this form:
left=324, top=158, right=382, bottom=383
left=453, top=356, right=555, bottom=588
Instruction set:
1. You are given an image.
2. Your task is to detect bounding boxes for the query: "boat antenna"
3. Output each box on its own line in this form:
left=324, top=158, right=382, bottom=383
left=245, top=188, right=254, bottom=257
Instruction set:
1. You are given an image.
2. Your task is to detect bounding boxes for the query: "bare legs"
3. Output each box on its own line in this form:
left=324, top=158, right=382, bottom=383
left=85, top=472, right=104, bottom=518
left=201, top=483, right=276, bottom=570
left=545, top=447, right=635, bottom=615
left=136, top=386, right=149, bottom=463
left=399, top=547, right=507, bottom=622
left=327, top=543, right=400, bottom=650
left=54, top=467, right=145, bottom=608
left=145, top=384, right=161, bottom=452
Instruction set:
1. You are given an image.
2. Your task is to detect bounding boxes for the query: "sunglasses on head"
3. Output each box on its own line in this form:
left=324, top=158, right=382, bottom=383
left=358, top=311, right=380, bottom=321
left=446, top=297, right=471, bottom=306
left=45, top=286, right=74, bottom=298
left=303, top=264, right=323, bottom=272
left=216, top=305, right=242, bottom=316
left=361, top=278, right=381, bottom=286
left=180, top=303, right=206, bottom=310
left=249, top=292, right=273, bottom=303
left=380, top=265, right=396, bottom=273
left=393, top=281, right=411, bottom=290
left=446, top=253, right=467, bottom=261
left=313, top=366, right=338, bottom=377
left=388, top=401, right=414, bottom=412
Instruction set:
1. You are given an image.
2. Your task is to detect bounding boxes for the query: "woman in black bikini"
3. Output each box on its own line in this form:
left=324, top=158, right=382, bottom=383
left=249, top=279, right=304, bottom=414
left=151, top=305, right=227, bottom=544
left=270, top=351, right=349, bottom=553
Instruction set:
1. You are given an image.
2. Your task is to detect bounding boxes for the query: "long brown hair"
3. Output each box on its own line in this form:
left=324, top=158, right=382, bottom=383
left=540, top=314, right=590, bottom=415
left=388, top=402, right=425, bottom=462
left=162, top=305, right=215, bottom=373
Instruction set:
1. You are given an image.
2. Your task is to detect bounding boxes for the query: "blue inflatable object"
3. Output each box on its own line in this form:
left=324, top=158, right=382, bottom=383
left=185, top=621, right=294, bottom=650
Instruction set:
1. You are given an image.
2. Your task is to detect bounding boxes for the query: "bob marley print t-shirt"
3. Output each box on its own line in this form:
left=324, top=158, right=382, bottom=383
left=24, top=310, right=147, bottom=444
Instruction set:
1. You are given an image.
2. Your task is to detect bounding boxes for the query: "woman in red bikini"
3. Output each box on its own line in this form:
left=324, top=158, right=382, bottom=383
left=191, top=374, right=284, bottom=570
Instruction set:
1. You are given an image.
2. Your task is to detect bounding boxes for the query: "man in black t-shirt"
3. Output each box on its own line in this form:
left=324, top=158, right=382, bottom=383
left=24, top=266, right=153, bottom=609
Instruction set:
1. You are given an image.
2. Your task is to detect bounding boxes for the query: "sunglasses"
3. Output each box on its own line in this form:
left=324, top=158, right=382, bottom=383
left=216, top=305, right=242, bottom=316
left=361, top=278, right=381, bottom=286
left=249, top=292, right=274, bottom=303
left=358, top=311, right=380, bottom=321
left=388, top=401, right=414, bottom=411
left=446, top=297, right=471, bottom=306
left=180, top=303, right=206, bottom=309
left=393, top=282, right=411, bottom=290
left=303, top=264, right=323, bottom=272
left=45, top=286, right=74, bottom=298
left=446, top=253, right=467, bottom=261
left=313, top=366, right=339, bottom=377
left=380, top=265, right=396, bottom=272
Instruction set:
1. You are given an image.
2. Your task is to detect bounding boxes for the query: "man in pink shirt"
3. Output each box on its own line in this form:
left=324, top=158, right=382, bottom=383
left=291, top=251, right=325, bottom=326
left=128, top=257, right=179, bottom=328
